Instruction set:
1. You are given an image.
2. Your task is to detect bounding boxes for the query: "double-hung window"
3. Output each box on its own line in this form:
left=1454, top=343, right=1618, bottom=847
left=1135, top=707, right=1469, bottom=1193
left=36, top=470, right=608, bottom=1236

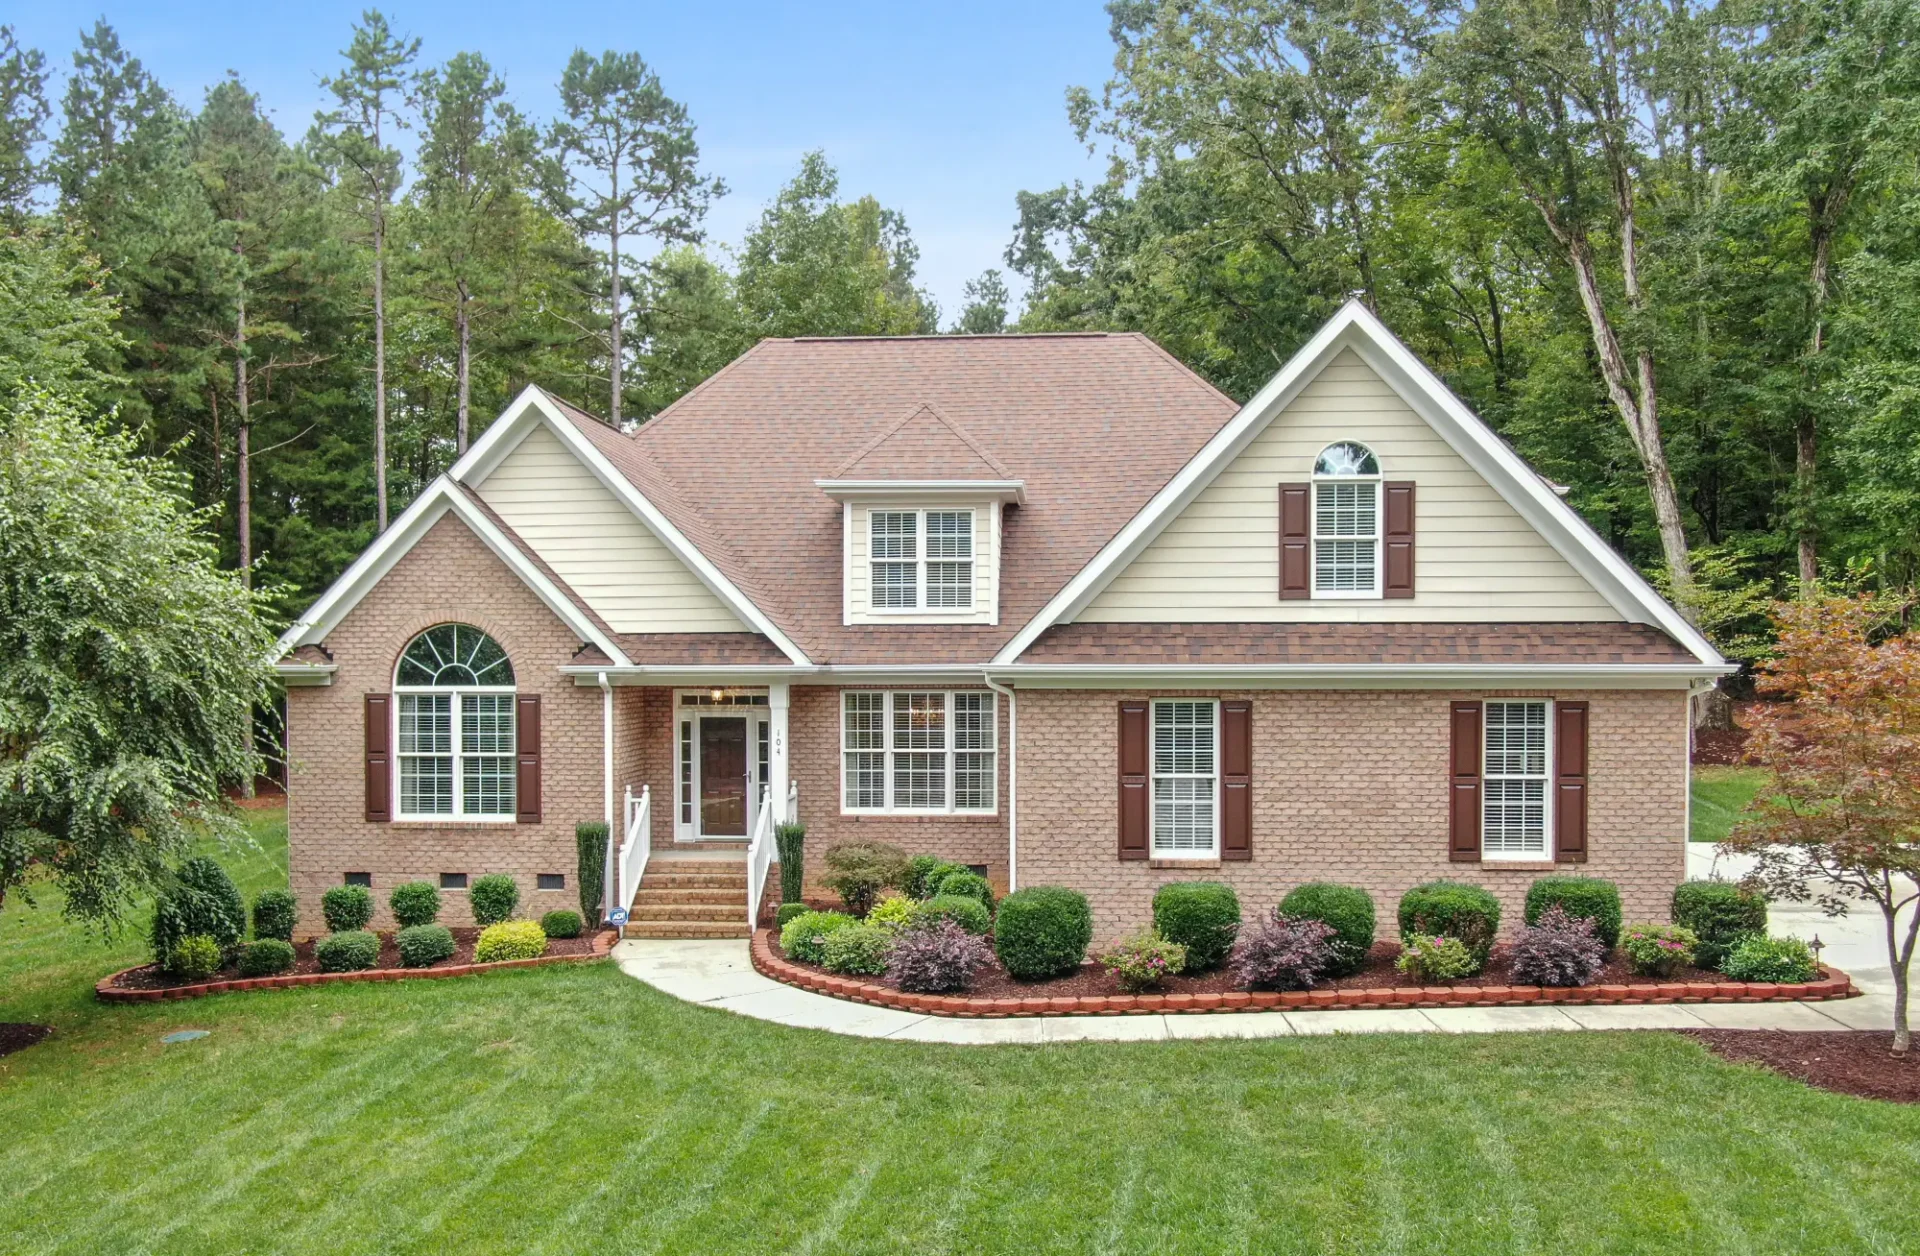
left=841, top=691, right=996, bottom=813
left=1482, top=700, right=1550, bottom=858
left=869, top=509, right=973, bottom=610
left=1151, top=699, right=1218, bottom=857
left=394, top=624, right=516, bottom=819
left=1311, top=441, right=1381, bottom=596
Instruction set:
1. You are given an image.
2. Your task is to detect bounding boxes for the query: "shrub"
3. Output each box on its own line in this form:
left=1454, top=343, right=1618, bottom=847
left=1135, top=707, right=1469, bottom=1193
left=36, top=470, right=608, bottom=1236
left=910, top=859, right=967, bottom=900
left=779, top=910, right=857, bottom=964
left=866, top=893, right=918, bottom=934
left=1227, top=912, right=1337, bottom=991
left=540, top=909, right=584, bottom=939
left=820, top=840, right=911, bottom=915
left=576, top=820, right=608, bottom=923
left=237, top=938, right=296, bottom=977
left=1396, top=935, right=1477, bottom=984
left=475, top=920, right=548, bottom=963
left=775, top=821, right=807, bottom=909
left=250, top=889, right=298, bottom=943
left=887, top=919, right=994, bottom=993
left=166, top=934, right=224, bottom=981
left=1619, top=923, right=1699, bottom=977
left=470, top=874, right=520, bottom=925
left=1508, top=905, right=1607, bottom=988
left=1152, top=882, right=1241, bottom=971
left=1278, top=883, right=1375, bottom=977
left=1721, top=934, right=1819, bottom=983
left=911, top=895, right=992, bottom=937
left=1397, top=881, right=1501, bottom=969
left=994, top=886, right=1093, bottom=980
left=820, top=922, right=892, bottom=976
left=315, top=930, right=380, bottom=973
left=933, top=870, right=994, bottom=914
left=1100, top=929, right=1188, bottom=992
left=775, top=901, right=811, bottom=930
left=1672, top=881, right=1769, bottom=971
left=389, top=881, right=441, bottom=928
left=1524, top=876, right=1623, bottom=948
left=396, top=924, right=457, bottom=968
left=152, top=857, right=246, bottom=962
left=320, top=883, right=374, bottom=933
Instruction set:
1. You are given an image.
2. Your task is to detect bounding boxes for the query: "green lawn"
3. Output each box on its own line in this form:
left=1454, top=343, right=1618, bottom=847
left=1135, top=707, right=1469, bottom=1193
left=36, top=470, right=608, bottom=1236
left=1691, top=766, right=1768, bottom=843
left=4, top=807, right=1918, bottom=1254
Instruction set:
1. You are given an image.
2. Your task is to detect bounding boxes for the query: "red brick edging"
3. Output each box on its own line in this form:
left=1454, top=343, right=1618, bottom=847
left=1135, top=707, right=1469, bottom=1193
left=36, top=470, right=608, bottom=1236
left=95, top=929, right=618, bottom=1004
left=749, top=930, right=1858, bottom=1018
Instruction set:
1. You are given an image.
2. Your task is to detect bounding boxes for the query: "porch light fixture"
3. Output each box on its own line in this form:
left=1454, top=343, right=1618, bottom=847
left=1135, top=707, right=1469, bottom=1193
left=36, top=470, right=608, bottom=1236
left=710, top=688, right=726, bottom=703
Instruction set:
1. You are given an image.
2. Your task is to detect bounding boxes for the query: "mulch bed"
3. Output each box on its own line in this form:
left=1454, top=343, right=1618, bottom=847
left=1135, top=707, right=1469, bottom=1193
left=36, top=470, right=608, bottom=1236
left=106, top=927, right=598, bottom=991
left=0, top=1023, right=52, bottom=1058
left=1683, top=1030, right=1920, bottom=1104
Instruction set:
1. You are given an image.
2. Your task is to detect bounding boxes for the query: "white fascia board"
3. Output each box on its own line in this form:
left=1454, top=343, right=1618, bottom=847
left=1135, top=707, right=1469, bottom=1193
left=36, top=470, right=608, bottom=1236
left=273, top=662, right=337, bottom=686
left=460, top=388, right=812, bottom=667
left=814, top=478, right=1026, bottom=505
left=271, top=476, right=630, bottom=667
left=982, top=663, right=1734, bottom=690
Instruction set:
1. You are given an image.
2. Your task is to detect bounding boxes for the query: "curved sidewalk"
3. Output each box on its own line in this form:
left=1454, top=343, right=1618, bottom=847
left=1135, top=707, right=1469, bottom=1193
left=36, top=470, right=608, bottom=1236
left=614, top=939, right=1896, bottom=1045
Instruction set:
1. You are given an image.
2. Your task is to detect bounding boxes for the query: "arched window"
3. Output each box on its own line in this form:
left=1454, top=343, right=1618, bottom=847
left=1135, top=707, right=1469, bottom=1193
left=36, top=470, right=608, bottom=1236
left=394, top=625, right=516, bottom=818
left=1310, top=442, right=1382, bottom=596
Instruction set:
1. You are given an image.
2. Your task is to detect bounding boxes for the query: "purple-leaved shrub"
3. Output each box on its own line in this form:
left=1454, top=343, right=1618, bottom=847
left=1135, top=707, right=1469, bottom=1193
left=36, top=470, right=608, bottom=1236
left=1508, top=904, right=1607, bottom=988
left=1227, top=911, right=1338, bottom=991
left=887, top=919, right=994, bottom=993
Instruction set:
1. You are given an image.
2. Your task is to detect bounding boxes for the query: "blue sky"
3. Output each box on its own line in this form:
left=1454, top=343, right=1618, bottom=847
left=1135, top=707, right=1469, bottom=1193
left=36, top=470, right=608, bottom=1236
left=18, top=2, right=1120, bottom=320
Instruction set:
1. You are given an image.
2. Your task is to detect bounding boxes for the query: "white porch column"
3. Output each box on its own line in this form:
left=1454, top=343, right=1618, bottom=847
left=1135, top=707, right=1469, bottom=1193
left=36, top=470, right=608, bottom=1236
left=769, top=682, right=792, bottom=822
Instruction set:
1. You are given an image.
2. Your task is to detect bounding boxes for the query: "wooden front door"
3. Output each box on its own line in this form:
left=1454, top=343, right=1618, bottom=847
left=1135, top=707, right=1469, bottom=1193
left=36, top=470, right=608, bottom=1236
left=699, top=716, right=748, bottom=836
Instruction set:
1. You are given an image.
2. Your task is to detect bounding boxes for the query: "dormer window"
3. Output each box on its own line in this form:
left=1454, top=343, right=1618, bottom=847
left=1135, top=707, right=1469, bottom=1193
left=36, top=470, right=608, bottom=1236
left=870, top=508, right=974, bottom=611
left=1311, top=441, right=1381, bottom=597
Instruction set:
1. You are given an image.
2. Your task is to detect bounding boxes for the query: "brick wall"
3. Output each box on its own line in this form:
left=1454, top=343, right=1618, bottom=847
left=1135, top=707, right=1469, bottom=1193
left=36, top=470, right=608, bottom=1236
left=1016, top=688, right=1689, bottom=943
left=285, top=513, right=603, bottom=935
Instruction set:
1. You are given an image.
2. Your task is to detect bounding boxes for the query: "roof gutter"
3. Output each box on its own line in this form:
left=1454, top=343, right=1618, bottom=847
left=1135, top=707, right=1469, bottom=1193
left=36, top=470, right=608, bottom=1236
left=562, top=661, right=1735, bottom=688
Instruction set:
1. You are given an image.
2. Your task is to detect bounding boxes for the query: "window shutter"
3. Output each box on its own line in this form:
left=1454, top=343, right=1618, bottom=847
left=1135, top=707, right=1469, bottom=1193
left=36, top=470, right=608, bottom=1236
left=1118, top=700, right=1149, bottom=860
left=364, top=694, right=391, bottom=823
left=1448, top=701, right=1482, bottom=862
left=1383, top=481, right=1416, bottom=598
left=1221, top=700, right=1251, bottom=861
left=1278, top=483, right=1311, bottom=599
left=516, top=694, right=542, bottom=824
left=1554, top=701, right=1589, bottom=863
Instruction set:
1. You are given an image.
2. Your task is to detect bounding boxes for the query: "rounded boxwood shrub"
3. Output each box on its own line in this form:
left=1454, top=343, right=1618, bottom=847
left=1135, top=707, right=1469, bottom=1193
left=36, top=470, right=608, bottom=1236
left=152, top=857, right=246, bottom=962
left=166, top=934, right=224, bottom=981
left=250, top=888, right=298, bottom=943
left=470, top=874, right=520, bottom=926
left=1524, top=876, right=1623, bottom=948
left=820, top=922, right=892, bottom=976
left=321, top=883, right=375, bottom=933
left=1278, top=883, right=1375, bottom=977
left=1397, top=881, right=1501, bottom=968
left=775, top=901, right=811, bottom=930
left=1152, top=882, right=1241, bottom=971
left=475, top=920, right=547, bottom=963
left=1671, top=880, right=1768, bottom=971
left=396, top=923, right=457, bottom=968
left=910, top=859, right=967, bottom=900
left=934, top=870, right=994, bottom=913
left=388, top=881, right=441, bottom=928
left=911, top=894, right=991, bottom=937
left=1721, top=934, right=1819, bottom=983
left=315, top=930, right=380, bottom=972
left=994, top=886, right=1093, bottom=980
left=779, top=910, right=857, bottom=964
left=237, top=938, right=296, bottom=977
left=540, top=909, right=584, bottom=939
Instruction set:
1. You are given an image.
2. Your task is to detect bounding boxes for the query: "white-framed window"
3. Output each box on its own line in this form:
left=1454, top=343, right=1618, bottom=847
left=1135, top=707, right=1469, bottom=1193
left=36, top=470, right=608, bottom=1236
left=1311, top=441, right=1381, bottom=596
left=841, top=691, right=996, bottom=813
left=393, top=624, right=516, bottom=819
left=869, top=509, right=974, bottom=610
left=1151, top=699, right=1218, bottom=857
left=1483, top=700, right=1551, bottom=858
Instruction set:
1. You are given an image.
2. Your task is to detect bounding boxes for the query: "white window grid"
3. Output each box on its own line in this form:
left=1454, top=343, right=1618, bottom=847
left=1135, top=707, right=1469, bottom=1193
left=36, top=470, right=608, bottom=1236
left=395, top=688, right=516, bottom=819
left=1482, top=700, right=1552, bottom=858
left=841, top=691, right=995, bottom=814
left=1151, top=700, right=1218, bottom=857
left=869, top=509, right=974, bottom=611
left=1310, top=442, right=1382, bottom=597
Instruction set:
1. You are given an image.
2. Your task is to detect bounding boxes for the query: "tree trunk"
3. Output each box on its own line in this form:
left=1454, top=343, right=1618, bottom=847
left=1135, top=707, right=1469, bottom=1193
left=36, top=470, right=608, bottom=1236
left=456, top=278, right=471, bottom=454
left=236, top=293, right=250, bottom=587
left=1890, top=895, right=1918, bottom=1056
left=373, top=204, right=389, bottom=532
left=1798, top=220, right=1836, bottom=595
left=608, top=174, right=623, bottom=427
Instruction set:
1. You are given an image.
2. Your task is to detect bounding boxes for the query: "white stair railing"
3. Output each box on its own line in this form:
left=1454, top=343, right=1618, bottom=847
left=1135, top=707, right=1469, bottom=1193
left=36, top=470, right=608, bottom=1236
left=614, top=785, right=651, bottom=923
left=745, top=784, right=774, bottom=929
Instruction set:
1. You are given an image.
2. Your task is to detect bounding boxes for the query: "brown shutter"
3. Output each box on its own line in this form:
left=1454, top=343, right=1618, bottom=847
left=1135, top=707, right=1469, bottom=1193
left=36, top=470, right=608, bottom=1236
left=1220, top=700, right=1251, bottom=861
left=1448, top=701, right=1482, bottom=862
left=1118, top=700, right=1149, bottom=860
left=516, top=694, right=542, bottom=824
left=1554, top=701, right=1589, bottom=863
left=364, top=694, right=391, bottom=823
left=1279, top=483, right=1311, bottom=599
left=1383, top=481, right=1416, bottom=598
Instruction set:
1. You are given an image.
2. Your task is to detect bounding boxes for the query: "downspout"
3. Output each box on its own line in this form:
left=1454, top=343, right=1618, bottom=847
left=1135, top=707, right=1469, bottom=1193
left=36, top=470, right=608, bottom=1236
left=599, top=671, right=614, bottom=829
left=983, top=673, right=1017, bottom=893
left=1685, top=677, right=1714, bottom=880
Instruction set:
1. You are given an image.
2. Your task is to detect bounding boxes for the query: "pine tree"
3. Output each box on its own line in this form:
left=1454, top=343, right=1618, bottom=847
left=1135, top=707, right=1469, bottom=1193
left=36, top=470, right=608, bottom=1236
left=0, top=26, right=50, bottom=222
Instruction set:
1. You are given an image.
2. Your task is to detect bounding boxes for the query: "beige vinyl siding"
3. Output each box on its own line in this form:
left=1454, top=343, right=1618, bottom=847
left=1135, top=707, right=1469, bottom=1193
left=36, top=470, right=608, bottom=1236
left=474, top=425, right=748, bottom=633
left=1080, top=349, right=1621, bottom=623
left=845, top=501, right=996, bottom=625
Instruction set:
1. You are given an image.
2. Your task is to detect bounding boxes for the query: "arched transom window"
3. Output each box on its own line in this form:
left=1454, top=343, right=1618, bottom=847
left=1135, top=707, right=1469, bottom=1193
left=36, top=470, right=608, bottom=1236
left=1310, top=441, right=1381, bottom=596
left=394, top=625, right=516, bottom=818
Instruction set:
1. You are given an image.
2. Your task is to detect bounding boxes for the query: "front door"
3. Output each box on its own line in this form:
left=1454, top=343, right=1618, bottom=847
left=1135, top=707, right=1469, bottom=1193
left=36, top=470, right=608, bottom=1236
left=698, top=716, right=748, bottom=837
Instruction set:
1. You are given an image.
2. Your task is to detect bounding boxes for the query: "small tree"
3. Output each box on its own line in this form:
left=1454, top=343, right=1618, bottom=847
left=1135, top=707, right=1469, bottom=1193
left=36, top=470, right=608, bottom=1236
left=1725, top=594, right=1920, bottom=1054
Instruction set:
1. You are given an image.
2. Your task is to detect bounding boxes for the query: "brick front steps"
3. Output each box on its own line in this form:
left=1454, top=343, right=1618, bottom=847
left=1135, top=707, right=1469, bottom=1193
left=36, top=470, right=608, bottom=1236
left=750, top=930, right=1859, bottom=1018
left=95, top=929, right=617, bottom=1004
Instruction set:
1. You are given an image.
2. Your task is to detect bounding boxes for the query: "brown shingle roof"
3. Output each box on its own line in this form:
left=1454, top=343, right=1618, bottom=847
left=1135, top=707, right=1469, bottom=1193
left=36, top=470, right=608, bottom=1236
left=830, top=402, right=1013, bottom=480
left=1018, top=622, right=1696, bottom=665
left=573, top=633, right=792, bottom=667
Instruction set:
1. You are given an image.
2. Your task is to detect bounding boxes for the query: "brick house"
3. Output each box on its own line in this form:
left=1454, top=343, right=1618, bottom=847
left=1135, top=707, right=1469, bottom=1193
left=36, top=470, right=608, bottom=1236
left=274, top=302, right=1729, bottom=940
